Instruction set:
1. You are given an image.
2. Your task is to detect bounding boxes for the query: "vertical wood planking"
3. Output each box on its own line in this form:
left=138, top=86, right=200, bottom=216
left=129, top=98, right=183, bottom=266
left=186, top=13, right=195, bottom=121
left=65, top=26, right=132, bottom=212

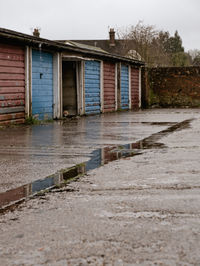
left=139, top=68, right=142, bottom=108
left=53, top=52, right=61, bottom=119
left=115, top=64, right=118, bottom=110
left=117, top=63, right=121, bottom=110
left=103, top=62, right=116, bottom=112
left=100, top=61, right=104, bottom=113
left=131, top=67, right=140, bottom=109
left=0, top=43, right=25, bottom=124
left=129, top=65, right=131, bottom=109
left=25, top=46, right=30, bottom=118
left=84, top=60, right=101, bottom=114
left=77, top=61, right=85, bottom=115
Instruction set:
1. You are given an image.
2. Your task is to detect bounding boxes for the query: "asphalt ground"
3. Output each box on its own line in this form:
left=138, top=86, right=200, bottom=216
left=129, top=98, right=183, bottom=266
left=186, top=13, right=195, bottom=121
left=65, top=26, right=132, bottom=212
left=0, top=109, right=200, bottom=265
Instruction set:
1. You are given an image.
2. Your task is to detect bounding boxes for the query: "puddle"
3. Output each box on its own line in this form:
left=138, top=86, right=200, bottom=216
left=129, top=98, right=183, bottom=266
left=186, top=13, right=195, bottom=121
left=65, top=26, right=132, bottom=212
left=0, top=119, right=193, bottom=213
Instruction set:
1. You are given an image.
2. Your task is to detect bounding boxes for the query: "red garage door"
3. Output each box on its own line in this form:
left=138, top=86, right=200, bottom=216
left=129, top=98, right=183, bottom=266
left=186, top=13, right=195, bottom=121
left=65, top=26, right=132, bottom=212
left=0, top=43, right=25, bottom=125
left=131, top=67, right=139, bottom=109
left=103, top=62, right=116, bottom=112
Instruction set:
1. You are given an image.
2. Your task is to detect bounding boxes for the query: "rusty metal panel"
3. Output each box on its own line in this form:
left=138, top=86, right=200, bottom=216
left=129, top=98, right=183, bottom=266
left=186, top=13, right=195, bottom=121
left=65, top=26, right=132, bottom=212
left=103, top=62, right=115, bottom=112
left=131, top=67, right=139, bottom=109
left=0, top=72, right=25, bottom=81
left=0, top=43, right=25, bottom=124
left=0, top=99, right=25, bottom=108
left=0, top=112, right=24, bottom=125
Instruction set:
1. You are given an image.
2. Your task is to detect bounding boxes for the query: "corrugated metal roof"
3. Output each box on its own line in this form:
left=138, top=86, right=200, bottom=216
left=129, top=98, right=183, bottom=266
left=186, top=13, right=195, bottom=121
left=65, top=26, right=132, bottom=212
left=66, top=41, right=109, bottom=54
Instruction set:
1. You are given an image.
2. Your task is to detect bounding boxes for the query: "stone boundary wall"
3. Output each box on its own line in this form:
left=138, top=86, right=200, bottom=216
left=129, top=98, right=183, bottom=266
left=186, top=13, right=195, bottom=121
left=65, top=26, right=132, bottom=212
left=142, top=67, right=200, bottom=108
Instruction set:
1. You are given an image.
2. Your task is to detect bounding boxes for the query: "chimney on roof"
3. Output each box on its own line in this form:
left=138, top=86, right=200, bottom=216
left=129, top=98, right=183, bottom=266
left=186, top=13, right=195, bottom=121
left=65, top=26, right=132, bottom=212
left=109, top=28, right=115, bottom=47
left=33, top=28, right=40, bottom=38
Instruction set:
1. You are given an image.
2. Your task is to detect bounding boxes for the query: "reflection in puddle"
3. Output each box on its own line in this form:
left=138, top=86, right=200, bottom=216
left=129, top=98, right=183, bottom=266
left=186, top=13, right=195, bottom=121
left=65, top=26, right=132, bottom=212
left=0, top=119, right=193, bottom=213
left=0, top=164, right=86, bottom=213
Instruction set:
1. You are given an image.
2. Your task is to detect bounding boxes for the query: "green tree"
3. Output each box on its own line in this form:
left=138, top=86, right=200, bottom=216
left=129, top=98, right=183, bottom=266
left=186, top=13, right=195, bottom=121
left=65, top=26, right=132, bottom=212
left=166, top=30, right=184, bottom=54
left=171, top=52, right=191, bottom=66
left=163, top=30, right=191, bottom=66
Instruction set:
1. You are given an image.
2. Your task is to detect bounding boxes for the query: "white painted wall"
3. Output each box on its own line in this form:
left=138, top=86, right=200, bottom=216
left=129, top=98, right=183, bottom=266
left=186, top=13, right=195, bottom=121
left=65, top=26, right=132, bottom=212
left=53, top=52, right=62, bottom=119
left=100, top=60, right=104, bottom=113
left=129, top=65, right=131, bottom=109
left=139, top=67, right=142, bottom=108
left=115, top=63, right=118, bottom=111
left=25, top=46, right=30, bottom=117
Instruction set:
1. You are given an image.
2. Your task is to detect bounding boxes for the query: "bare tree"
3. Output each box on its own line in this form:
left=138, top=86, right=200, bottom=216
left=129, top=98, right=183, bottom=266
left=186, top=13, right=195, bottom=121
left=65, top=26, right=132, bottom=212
left=117, top=21, right=158, bottom=65
left=188, top=49, right=200, bottom=65
left=117, top=22, right=190, bottom=67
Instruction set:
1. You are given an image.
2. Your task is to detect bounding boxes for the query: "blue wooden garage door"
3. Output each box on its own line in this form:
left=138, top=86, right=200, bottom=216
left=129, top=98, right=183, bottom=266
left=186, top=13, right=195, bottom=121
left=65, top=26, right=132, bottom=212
left=32, top=50, right=53, bottom=120
left=85, top=60, right=101, bottom=114
left=120, top=64, right=129, bottom=109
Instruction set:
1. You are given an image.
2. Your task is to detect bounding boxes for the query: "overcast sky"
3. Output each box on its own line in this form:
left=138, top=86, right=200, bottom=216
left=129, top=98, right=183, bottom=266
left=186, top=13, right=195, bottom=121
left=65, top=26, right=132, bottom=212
left=0, top=0, right=199, bottom=51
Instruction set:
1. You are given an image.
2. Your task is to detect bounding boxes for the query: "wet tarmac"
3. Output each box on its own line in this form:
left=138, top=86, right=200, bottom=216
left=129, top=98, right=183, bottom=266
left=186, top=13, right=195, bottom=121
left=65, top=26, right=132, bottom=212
left=0, top=109, right=198, bottom=210
left=0, top=108, right=200, bottom=265
left=0, top=118, right=193, bottom=211
left=0, top=110, right=175, bottom=194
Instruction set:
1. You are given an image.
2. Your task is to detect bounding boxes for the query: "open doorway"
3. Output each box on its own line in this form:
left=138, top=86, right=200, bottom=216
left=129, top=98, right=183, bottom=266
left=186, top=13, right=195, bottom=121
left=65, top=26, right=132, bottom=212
left=62, top=61, right=77, bottom=116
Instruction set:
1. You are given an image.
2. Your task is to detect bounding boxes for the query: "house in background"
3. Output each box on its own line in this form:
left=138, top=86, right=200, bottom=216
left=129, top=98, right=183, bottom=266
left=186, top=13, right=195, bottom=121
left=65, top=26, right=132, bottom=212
left=68, top=28, right=142, bottom=61
left=0, top=28, right=144, bottom=125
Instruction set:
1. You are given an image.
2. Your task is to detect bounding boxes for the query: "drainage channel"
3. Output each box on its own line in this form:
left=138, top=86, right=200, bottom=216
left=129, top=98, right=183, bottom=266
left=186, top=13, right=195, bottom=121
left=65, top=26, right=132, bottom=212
left=0, top=119, right=193, bottom=214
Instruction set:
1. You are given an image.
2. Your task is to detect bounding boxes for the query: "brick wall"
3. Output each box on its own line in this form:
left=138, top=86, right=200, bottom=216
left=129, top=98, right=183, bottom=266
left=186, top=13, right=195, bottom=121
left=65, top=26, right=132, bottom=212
left=143, top=67, right=200, bottom=107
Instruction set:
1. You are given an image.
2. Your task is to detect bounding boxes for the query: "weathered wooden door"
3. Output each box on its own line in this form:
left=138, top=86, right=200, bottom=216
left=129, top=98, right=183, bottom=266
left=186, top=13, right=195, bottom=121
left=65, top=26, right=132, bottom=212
left=0, top=43, right=25, bottom=124
left=120, top=64, right=129, bottom=110
left=32, top=50, right=53, bottom=120
left=131, top=67, right=140, bottom=109
left=84, top=60, right=101, bottom=114
left=103, top=62, right=116, bottom=112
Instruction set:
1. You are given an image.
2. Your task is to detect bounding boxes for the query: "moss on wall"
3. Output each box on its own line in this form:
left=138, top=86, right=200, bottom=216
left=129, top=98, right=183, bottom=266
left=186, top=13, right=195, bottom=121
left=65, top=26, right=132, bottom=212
left=143, top=66, right=200, bottom=108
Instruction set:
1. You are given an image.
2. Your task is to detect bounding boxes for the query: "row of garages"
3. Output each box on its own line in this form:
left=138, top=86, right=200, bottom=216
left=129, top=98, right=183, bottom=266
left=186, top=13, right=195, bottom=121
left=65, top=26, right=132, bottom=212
left=0, top=28, right=144, bottom=125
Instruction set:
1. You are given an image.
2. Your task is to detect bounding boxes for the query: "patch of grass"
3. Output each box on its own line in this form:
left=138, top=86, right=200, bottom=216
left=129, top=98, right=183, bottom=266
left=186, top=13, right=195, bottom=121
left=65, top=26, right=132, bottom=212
left=25, top=116, right=40, bottom=125
left=117, top=108, right=129, bottom=112
left=25, top=116, right=54, bottom=125
left=149, top=88, right=160, bottom=106
left=44, top=118, right=54, bottom=123
left=117, top=145, right=124, bottom=150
